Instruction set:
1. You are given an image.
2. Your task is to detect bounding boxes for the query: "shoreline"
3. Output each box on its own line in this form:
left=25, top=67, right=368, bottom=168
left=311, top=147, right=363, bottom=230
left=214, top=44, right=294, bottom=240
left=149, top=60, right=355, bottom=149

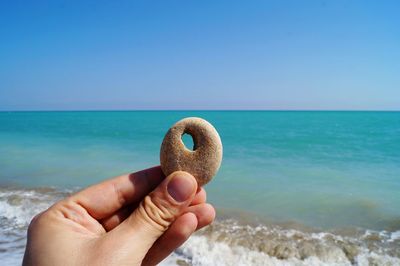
left=2, top=183, right=400, bottom=232
left=1, top=185, right=400, bottom=265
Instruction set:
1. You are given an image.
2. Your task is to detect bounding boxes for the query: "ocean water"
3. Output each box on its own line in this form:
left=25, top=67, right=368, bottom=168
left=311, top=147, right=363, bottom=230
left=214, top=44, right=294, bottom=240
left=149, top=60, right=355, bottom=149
left=0, top=111, right=399, bottom=265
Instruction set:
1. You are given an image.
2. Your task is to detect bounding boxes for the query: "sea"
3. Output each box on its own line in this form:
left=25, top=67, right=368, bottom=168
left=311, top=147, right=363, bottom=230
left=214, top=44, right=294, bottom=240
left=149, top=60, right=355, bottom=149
left=0, top=111, right=399, bottom=265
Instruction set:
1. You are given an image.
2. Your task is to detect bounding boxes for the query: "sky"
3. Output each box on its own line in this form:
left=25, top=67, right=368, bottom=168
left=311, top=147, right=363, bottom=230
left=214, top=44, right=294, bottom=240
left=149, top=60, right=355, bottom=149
left=0, top=0, right=399, bottom=110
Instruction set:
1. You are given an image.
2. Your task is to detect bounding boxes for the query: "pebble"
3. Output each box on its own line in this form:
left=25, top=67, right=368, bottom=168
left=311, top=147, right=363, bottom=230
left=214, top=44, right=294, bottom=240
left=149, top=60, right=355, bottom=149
left=160, top=117, right=223, bottom=186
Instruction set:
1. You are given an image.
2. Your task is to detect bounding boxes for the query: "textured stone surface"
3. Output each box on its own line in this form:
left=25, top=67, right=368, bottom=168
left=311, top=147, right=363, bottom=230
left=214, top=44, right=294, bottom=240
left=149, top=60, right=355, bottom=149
left=160, top=117, right=223, bottom=186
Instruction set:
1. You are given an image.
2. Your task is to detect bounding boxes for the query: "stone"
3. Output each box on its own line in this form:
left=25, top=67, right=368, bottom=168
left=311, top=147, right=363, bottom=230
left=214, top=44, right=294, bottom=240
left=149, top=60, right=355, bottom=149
left=160, top=117, right=223, bottom=186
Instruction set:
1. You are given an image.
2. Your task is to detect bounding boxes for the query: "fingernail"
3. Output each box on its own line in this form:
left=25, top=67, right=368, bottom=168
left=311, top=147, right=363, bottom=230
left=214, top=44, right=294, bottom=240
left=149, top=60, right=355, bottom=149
left=167, top=173, right=196, bottom=202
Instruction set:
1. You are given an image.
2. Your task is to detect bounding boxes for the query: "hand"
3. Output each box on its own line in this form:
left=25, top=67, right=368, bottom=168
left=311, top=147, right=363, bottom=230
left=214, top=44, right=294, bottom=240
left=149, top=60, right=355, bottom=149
left=22, top=166, right=215, bottom=266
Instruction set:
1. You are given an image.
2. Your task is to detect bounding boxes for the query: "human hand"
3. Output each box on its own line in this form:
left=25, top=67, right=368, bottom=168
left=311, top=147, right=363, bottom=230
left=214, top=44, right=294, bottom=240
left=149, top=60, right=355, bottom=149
left=22, top=166, right=215, bottom=266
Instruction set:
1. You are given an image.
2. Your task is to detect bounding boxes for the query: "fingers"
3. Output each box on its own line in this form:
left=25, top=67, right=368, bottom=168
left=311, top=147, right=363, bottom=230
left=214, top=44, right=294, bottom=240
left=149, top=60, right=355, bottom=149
left=70, top=166, right=165, bottom=219
left=100, top=203, right=138, bottom=231
left=142, top=212, right=197, bottom=266
left=187, top=203, right=216, bottom=230
left=101, top=187, right=207, bottom=231
left=191, top=187, right=206, bottom=205
left=142, top=204, right=215, bottom=265
left=105, top=171, right=197, bottom=261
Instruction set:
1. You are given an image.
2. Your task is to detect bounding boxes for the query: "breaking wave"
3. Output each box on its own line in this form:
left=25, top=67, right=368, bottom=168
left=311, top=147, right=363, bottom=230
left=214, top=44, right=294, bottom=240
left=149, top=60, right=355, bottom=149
left=166, top=220, right=400, bottom=266
left=0, top=186, right=399, bottom=266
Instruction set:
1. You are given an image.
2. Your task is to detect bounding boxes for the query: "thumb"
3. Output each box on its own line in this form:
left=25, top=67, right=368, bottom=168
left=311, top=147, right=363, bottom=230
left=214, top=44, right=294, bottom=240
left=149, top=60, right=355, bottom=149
left=107, top=171, right=197, bottom=261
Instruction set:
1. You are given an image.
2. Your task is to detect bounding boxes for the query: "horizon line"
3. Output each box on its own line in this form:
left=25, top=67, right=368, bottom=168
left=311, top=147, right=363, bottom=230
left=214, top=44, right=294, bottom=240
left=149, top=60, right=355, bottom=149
left=0, top=109, right=399, bottom=112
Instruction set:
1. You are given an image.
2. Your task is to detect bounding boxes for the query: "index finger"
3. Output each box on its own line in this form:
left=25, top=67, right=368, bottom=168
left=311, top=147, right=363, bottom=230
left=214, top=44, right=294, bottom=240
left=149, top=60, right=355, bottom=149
left=70, top=166, right=165, bottom=220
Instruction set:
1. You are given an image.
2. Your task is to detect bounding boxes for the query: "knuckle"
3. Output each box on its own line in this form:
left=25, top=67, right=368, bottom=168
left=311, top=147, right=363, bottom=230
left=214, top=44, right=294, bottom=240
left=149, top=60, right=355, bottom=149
left=137, top=192, right=179, bottom=232
left=27, top=211, right=47, bottom=232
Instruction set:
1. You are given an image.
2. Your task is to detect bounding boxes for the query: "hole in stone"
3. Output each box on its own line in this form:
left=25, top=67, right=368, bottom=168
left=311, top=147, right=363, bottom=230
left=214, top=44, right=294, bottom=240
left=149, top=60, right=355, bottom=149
left=182, top=133, right=195, bottom=151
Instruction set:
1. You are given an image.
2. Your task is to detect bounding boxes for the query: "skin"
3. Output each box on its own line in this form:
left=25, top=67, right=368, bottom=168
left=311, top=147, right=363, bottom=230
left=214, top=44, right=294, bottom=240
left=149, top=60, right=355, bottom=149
left=23, top=166, right=215, bottom=266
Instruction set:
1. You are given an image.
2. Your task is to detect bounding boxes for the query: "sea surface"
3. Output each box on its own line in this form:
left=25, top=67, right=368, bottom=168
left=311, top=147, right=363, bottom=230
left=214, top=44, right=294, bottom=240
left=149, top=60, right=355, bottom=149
left=0, top=111, right=399, bottom=265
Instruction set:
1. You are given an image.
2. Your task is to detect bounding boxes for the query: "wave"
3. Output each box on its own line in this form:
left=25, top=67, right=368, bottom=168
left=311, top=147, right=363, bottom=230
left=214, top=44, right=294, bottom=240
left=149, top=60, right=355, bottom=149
left=166, top=220, right=400, bottom=266
left=0, top=186, right=399, bottom=266
left=0, top=186, right=71, bottom=266
left=0, top=187, right=70, bottom=227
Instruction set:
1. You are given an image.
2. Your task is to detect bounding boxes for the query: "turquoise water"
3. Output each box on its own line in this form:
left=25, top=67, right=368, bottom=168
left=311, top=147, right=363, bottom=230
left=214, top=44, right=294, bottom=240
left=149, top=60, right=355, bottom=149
left=2, top=111, right=400, bottom=265
left=1, top=111, right=399, bottom=231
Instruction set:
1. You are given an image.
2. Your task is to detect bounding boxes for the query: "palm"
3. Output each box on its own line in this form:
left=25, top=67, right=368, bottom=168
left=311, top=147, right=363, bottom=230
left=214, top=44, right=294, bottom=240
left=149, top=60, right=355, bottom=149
left=23, top=167, right=215, bottom=266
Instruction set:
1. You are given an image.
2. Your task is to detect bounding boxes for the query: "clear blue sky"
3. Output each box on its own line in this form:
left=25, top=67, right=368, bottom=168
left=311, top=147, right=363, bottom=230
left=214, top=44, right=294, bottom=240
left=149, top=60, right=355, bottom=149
left=1, top=1, right=399, bottom=110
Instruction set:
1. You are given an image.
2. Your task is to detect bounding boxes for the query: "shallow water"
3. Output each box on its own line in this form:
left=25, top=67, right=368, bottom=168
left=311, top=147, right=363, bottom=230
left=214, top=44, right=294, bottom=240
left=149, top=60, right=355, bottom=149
left=0, top=111, right=399, bottom=265
left=0, top=187, right=399, bottom=266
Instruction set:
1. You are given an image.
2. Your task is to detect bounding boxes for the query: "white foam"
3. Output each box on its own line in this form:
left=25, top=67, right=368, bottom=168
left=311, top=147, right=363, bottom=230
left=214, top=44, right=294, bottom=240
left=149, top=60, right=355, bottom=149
left=162, top=235, right=352, bottom=266
left=389, top=231, right=400, bottom=242
left=0, top=188, right=64, bottom=265
left=161, top=235, right=400, bottom=266
left=1, top=188, right=399, bottom=266
left=0, top=190, right=54, bottom=228
left=160, top=220, right=400, bottom=266
left=355, top=252, right=400, bottom=266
